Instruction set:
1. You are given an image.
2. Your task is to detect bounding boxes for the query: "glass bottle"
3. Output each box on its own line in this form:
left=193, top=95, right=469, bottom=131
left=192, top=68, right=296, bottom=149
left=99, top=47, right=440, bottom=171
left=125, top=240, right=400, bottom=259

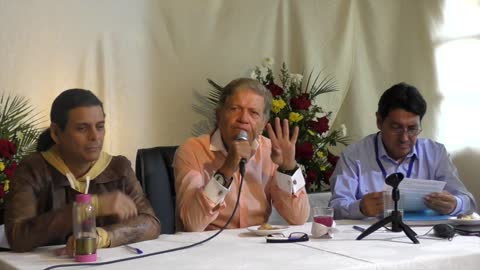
left=72, top=194, right=97, bottom=262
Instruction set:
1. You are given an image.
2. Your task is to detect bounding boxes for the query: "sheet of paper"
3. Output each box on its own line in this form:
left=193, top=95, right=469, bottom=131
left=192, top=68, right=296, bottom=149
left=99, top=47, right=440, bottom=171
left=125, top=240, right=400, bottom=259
left=385, top=178, right=446, bottom=212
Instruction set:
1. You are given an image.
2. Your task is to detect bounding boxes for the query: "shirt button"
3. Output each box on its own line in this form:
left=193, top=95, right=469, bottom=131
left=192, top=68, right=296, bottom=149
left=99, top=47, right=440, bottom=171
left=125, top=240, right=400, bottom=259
left=218, top=191, right=223, bottom=196
left=293, top=180, right=297, bottom=185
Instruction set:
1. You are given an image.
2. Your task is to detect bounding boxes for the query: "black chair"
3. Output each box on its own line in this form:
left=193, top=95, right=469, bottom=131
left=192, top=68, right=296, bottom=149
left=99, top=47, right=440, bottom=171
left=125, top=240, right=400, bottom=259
left=136, top=146, right=178, bottom=234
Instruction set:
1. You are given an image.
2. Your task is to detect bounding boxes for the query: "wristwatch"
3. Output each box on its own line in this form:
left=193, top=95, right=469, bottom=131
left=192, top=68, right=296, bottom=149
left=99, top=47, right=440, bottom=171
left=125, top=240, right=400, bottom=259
left=214, top=172, right=232, bottom=188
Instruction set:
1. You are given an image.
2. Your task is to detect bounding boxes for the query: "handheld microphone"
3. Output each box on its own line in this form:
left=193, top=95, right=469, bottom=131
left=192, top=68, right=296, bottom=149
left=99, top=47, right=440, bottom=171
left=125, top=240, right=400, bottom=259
left=236, top=130, right=248, bottom=177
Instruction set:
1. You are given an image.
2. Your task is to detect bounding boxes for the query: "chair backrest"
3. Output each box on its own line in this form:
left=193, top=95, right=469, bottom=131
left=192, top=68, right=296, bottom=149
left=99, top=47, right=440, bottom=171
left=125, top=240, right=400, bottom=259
left=136, top=146, right=178, bottom=234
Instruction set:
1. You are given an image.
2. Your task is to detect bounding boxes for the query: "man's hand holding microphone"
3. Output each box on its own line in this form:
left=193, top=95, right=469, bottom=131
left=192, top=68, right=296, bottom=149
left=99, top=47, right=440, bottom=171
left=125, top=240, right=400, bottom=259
left=216, top=128, right=253, bottom=186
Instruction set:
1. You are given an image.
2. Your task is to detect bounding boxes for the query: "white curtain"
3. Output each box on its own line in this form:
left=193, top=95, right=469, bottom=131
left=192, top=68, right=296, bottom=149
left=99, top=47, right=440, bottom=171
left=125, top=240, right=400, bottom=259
left=1, top=0, right=479, bottom=201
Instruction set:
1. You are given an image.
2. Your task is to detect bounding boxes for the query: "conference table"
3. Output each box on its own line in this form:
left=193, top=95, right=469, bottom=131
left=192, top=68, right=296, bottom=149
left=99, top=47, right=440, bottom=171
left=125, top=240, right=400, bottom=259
left=1, top=220, right=479, bottom=270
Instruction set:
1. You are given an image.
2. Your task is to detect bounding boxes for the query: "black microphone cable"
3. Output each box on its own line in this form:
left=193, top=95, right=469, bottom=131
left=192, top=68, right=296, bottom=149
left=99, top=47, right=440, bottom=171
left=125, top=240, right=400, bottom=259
left=44, top=171, right=247, bottom=270
left=239, top=158, right=246, bottom=177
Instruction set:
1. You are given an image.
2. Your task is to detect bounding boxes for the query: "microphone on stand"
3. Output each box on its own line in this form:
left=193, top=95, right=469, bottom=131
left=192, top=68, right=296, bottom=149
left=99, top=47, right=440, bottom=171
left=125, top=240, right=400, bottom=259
left=356, top=172, right=419, bottom=244
left=236, top=130, right=248, bottom=177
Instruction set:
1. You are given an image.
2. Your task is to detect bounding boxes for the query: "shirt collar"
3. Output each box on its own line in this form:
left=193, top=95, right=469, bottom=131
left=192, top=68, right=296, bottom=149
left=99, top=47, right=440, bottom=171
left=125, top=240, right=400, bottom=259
left=377, top=132, right=418, bottom=162
left=41, top=145, right=112, bottom=193
left=210, top=129, right=259, bottom=156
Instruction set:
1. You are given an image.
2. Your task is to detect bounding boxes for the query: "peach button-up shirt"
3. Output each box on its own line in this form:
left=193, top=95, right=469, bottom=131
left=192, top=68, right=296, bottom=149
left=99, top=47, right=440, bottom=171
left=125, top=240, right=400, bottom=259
left=174, top=130, right=310, bottom=232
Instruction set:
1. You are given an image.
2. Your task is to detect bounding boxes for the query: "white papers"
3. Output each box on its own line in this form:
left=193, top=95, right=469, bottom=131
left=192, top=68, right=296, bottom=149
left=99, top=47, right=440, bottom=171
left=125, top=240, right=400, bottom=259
left=385, top=178, right=446, bottom=212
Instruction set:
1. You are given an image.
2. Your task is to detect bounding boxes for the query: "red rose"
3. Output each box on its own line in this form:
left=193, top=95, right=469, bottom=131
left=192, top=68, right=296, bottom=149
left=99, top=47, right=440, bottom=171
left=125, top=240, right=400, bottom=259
left=290, top=94, right=311, bottom=110
left=308, top=116, right=329, bottom=134
left=0, top=139, right=17, bottom=159
left=0, top=184, right=4, bottom=198
left=4, top=161, right=17, bottom=178
left=295, top=141, right=314, bottom=160
left=265, top=83, right=284, bottom=97
left=327, top=151, right=339, bottom=167
left=306, top=170, right=318, bottom=184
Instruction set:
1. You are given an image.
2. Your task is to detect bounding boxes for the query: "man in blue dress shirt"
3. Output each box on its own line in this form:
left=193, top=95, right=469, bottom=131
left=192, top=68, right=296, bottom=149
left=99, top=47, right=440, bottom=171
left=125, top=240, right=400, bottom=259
left=329, top=82, right=477, bottom=219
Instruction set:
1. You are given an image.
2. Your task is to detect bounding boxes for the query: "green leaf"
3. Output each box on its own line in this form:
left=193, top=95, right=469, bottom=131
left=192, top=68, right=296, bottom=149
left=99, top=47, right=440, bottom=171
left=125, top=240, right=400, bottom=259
left=0, top=92, right=44, bottom=161
left=190, top=79, right=225, bottom=135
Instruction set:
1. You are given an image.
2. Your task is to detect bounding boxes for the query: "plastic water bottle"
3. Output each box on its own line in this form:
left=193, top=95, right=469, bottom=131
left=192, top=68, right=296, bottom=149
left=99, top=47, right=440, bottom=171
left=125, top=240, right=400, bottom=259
left=72, top=194, right=97, bottom=262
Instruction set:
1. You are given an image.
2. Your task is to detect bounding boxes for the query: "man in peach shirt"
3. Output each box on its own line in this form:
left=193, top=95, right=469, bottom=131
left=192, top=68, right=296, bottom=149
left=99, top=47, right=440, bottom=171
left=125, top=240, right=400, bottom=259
left=174, top=78, right=310, bottom=232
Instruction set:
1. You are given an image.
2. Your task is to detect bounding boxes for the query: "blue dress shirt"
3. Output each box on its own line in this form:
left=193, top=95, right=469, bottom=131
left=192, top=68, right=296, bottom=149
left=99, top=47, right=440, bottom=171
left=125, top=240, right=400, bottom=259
left=329, top=133, right=477, bottom=219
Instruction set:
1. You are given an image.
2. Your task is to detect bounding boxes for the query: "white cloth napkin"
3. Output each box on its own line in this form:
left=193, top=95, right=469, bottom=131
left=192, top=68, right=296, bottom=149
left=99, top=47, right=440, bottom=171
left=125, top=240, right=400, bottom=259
left=311, top=221, right=338, bottom=239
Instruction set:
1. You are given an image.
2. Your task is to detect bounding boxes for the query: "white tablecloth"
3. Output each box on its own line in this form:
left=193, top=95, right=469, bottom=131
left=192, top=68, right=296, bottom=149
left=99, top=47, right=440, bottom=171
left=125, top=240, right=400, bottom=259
left=1, top=220, right=479, bottom=270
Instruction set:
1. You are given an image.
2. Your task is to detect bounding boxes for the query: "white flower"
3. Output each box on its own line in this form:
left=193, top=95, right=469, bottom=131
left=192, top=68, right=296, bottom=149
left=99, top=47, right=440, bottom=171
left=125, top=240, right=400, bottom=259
left=262, top=57, right=274, bottom=68
left=259, top=66, right=269, bottom=79
left=250, top=69, right=257, bottom=79
left=340, top=124, right=347, bottom=137
left=290, top=73, right=303, bottom=84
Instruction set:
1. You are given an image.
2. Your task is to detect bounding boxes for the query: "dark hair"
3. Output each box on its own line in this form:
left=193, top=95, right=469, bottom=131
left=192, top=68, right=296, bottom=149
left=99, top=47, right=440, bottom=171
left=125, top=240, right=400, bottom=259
left=217, top=78, right=273, bottom=118
left=36, top=89, right=104, bottom=151
left=377, top=82, right=427, bottom=120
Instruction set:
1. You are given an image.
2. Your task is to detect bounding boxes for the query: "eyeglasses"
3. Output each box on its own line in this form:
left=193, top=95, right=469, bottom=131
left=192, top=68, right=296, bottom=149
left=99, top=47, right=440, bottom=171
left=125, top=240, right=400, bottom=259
left=389, top=126, right=422, bottom=136
left=266, top=232, right=309, bottom=243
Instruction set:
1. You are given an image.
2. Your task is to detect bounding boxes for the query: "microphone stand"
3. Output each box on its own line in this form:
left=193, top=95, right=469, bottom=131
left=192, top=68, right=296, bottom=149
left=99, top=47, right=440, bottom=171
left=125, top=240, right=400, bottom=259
left=356, top=175, right=419, bottom=244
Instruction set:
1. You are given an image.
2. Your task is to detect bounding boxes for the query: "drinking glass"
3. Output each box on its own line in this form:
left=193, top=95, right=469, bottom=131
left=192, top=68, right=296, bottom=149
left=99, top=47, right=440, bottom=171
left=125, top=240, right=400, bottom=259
left=313, top=207, right=334, bottom=227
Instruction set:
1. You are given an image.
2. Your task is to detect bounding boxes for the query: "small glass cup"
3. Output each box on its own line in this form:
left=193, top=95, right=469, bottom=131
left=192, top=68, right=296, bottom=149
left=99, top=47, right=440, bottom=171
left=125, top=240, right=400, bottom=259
left=312, top=207, right=334, bottom=227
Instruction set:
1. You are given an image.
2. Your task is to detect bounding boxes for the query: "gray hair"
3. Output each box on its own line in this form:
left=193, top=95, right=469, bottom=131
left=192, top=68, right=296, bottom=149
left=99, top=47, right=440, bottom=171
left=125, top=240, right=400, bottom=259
left=217, top=78, right=273, bottom=119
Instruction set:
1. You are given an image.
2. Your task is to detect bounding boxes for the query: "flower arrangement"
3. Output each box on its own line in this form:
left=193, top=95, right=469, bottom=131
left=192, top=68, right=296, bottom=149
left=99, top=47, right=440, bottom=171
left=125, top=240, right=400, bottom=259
left=0, top=93, right=42, bottom=208
left=250, top=58, right=348, bottom=192
left=192, top=58, right=348, bottom=192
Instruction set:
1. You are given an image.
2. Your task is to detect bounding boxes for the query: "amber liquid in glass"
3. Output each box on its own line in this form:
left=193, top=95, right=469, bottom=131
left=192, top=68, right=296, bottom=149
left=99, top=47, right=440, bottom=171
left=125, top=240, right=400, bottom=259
left=75, top=237, right=96, bottom=255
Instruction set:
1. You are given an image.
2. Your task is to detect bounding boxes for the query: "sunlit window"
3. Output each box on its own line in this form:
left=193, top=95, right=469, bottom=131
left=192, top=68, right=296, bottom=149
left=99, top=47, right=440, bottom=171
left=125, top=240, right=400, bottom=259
left=435, top=0, right=480, bottom=151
